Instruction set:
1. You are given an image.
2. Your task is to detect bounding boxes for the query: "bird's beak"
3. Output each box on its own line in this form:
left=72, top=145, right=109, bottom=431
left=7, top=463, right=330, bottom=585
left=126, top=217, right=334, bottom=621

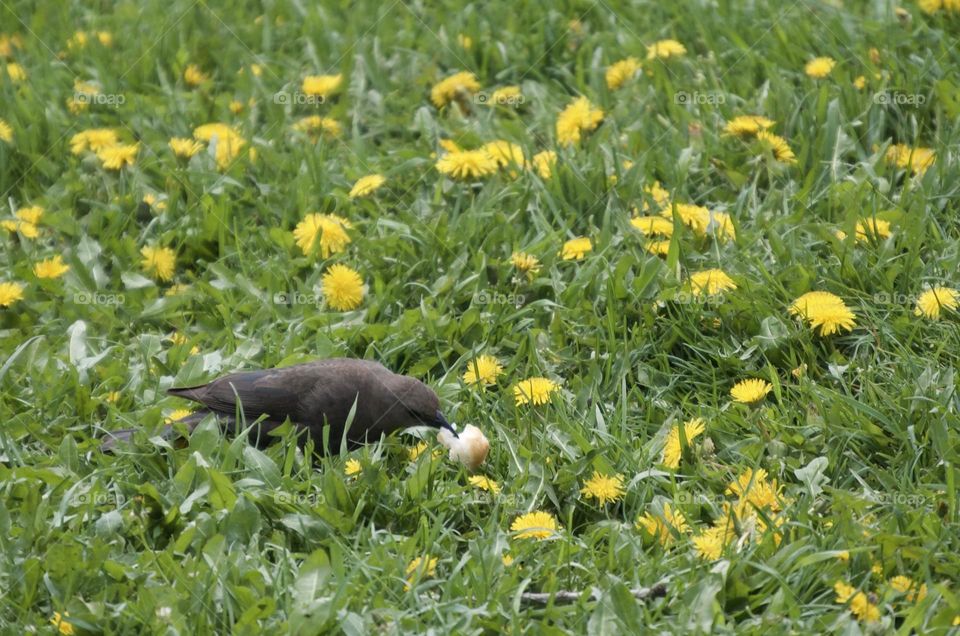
left=435, top=410, right=459, bottom=437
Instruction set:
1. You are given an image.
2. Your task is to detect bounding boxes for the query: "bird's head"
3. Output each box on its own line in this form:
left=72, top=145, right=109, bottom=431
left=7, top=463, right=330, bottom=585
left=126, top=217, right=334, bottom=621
left=390, top=375, right=459, bottom=438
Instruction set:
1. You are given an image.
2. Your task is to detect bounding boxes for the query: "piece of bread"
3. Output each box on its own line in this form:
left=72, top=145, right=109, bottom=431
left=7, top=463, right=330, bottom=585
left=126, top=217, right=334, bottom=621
left=438, top=424, right=489, bottom=470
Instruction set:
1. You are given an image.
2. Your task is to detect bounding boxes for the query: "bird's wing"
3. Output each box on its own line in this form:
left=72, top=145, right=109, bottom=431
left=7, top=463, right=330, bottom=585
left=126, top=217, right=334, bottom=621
left=168, top=366, right=316, bottom=421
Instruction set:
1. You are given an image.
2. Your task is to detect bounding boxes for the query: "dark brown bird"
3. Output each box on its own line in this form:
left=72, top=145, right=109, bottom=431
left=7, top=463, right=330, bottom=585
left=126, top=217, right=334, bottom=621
left=102, top=358, right=456, bottom=453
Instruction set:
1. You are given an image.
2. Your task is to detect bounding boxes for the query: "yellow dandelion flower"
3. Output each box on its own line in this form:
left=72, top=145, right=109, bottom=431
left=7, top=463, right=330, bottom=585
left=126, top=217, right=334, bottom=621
left=756, top=131, right=797, bottom=164
left=510, top=511, right=559, bottom=540
left=560, top=236, right=592, bottom=260
left=836, top=551, right=850, bottom=562
left=0, top=118, right=12, bottom=143
left=72, top=81, right=100, bottom=96
left=67, top=30, right=89, bottom=48
left=430, top=70, right=480, bottom=108
left=643, top=181, right=672, bottom=212
left=97, top=31, right=112, bottom=46
left=630, top=216, right=674, bottom=237
left=833, top=581, right=857, bottom=603
left=919, top=0, right=960, bottom=12
left=667, top=203, right=736, bottom=241
left=468, top=475, right=501, bottom=493
left=405, top=555, right=438, bottom=577
left=531, top=150, right=557, bottom=179
left=140, top=245, right=176, bottom=282
left=293, top=213, right=353, bottom=257
left=834, top=581, right=880, bottom=623
left=302, top=73, right=342, bottom=97
left=292, top=115, right=341, bottom=138
left=501, top=554, right=514, bottom=566
left=458, top=34, right=473, bottom=49
left=33, top=255, right=70, bottom=279
left=0, top=281, right=24, bottom=307
left=436, top=149, right=498, bottom=180
left=322, top=264, right=364, bottom=311
left=490, top=85, right=521, bottom=105
left=834, top=581, right=855, bottom=603
left=96, top=143, right=139, bottom=170
left=805, top=56, right=836, bottom=79
left=349, top=174, right=386, bottom=198
left=689, top=269, right=737, bottom=296
left=183, top=64, right=209, bottom=86
left=789, top=290, right=857, bottom=336
left=169, top=137, right=203, bottom=158
left=228, top=100, right=245, bottom=114
left=636, top=503, right=689, bottom=546
left=2, top=220, right=38, bottom=238
left=661, top=418, right=706, bottom=469
left=513, top=377, right=559, bottom=406
left=885, top=144, right=935, bottom=175
left=15, top=206, right=43, bottom=224
left=73, top=79, right=100, bottom=97
left=510, top=251, right=541, bottom=278
left=580, top=471, right=625, bottom=505
left=692, top=523, right=735, bottom=560
left=438, top=139, right=463, bottom=154
left=556, top=96, right=604, bottom=146
left=344, top=458, right=362, bottom=476
left=889, top=575, right=927, bottom=602
left=168, top=332, right=188, bottom=346
left=462, top=355, right=503, bottom=387
left=66, top=96, right=88, bottom=113
left=5, top=62, right=26, bottom=82
left=914, top=286, right=959, bottom=320
left=214, top=137, right=247, bottom=169
left=70, top=128, right=119, bottom=154
left=606, top=57, right=641, bottom=90
left=165, top=408, right=194, bottom=423
left=727, top=468, right=783, bottom=512
left=730, top=379, right=772, bottom=404
left=647, top=39, right=686, bottom=60
left=645, top=240, right=672, bottom=256
left=404, top=555, right=438, bottom=589
left=853, top=75, right=867, bottom=90
left=407, top=441, right=429, bottom=461
left=724, top=115, right=775, bottom=137
left=193, top=123, right=247, bottom=169
left=888, top=575, right=913, bottom=592
left=662, top=202, right=707, bottom=233
left=482, top=140, right=526, bottom=171
left=50, top=612, right=74, bottom=636
left=854, top=218, right=892, bottom=242
left=0, top=33, right=22, bottom=57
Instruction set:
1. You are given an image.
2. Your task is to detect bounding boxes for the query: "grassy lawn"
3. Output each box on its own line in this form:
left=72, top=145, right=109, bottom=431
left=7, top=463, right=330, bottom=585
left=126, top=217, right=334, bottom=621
left=2, top=0, right=960, bottom=632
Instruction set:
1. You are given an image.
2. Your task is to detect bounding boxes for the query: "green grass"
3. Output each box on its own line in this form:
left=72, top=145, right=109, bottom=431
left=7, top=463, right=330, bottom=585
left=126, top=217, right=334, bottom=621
left=2, top=0, right=960, bottom=632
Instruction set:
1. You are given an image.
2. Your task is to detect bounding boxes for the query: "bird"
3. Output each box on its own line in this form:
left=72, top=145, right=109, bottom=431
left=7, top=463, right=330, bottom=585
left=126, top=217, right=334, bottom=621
left=102, top=358, right=457, bottom=453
